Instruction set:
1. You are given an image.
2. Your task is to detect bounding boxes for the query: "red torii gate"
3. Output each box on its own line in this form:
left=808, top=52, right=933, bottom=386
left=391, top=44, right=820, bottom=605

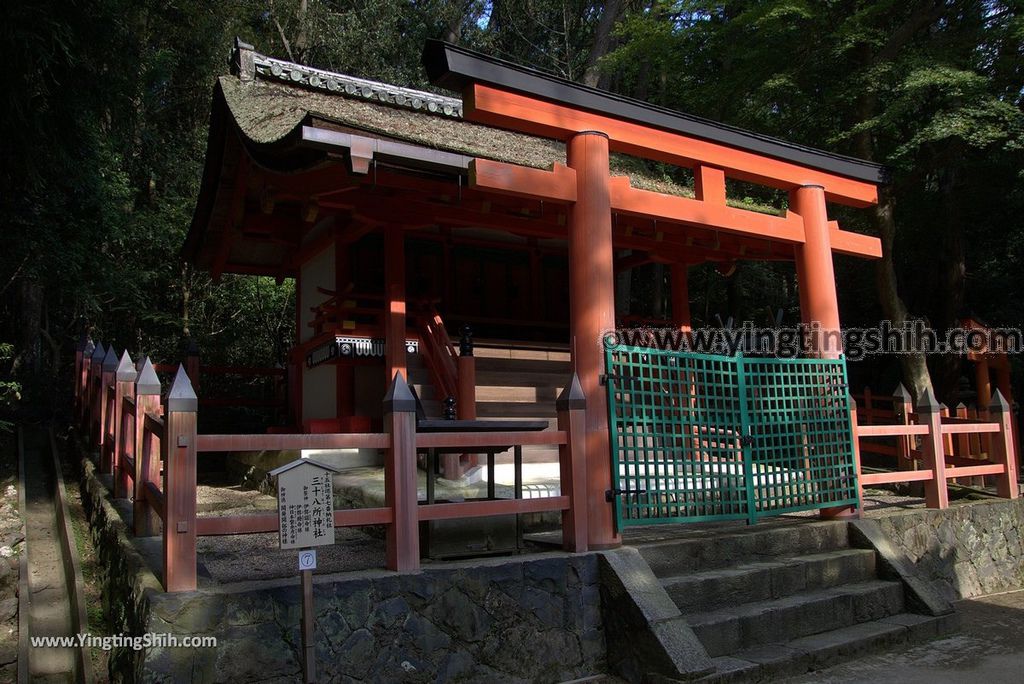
left=424, top=41, right=886, bottom=548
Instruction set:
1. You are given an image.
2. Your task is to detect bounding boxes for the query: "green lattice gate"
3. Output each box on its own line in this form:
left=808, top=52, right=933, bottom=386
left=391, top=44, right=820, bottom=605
left=604, top=345, right=858, bottom=527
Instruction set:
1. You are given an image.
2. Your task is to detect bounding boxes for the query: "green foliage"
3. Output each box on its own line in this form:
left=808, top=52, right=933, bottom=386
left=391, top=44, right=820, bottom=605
left=2, top=0, right=1023, bottom=411
left=0, top=343, right=19, bottom=433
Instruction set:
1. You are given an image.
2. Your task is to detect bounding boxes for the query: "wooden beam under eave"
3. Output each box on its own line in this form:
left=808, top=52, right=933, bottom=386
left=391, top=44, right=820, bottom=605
left=469, top=159, right=577, bottom=203
left=609, top=177, right=806, bottom=245
left=466, top=84, right=879, bottom=208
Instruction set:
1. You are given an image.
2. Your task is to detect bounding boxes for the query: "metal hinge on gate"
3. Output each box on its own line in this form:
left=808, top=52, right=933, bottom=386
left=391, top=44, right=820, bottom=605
left=606, top=487, right=648, bottom=502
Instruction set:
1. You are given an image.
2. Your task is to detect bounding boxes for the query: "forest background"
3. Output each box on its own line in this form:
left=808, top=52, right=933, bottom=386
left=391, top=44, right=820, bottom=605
left=3, top=0, right=1023, bottom=428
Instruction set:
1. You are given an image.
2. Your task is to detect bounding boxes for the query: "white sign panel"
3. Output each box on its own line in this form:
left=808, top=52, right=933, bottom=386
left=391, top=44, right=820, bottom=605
left=275, top=461, right=336, bottom=550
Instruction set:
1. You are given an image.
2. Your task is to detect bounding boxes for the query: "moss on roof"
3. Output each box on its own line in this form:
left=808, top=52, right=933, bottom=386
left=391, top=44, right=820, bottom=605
left=219, top=75, right=781, bottom=215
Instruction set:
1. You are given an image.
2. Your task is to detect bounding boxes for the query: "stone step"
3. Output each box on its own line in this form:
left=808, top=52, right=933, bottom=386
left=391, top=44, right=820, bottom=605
left=686, top=579, right=905, bottom=657
left=702, top=612, right=959, bottom=682
left=639, top=521, right=849, bottom=576
left=662, top=548, right=878, bottom=614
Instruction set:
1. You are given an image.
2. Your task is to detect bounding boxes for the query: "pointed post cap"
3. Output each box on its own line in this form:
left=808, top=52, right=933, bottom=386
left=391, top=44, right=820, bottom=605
left=956, top=401, right=967, bottom=410
left=76, top=333, right=90, bottom=352
left=101, top=345, right=120, bottom=372
left=186, top=338, right=200, bottom=356
left=167, top=364, right=198, bottom=412
left=989, top=388, right=1011, bottom=413
left=383, top=371, right=416, bottom=413
left=116, top=350, right=137, bottom=382
left=916, top=386, right=941, bottom=413
left=135, top=357, right=161, bottom=396
left=556, top=373, right=586, bottom=411
left=83, top=339, right=95, bottom=358
left=892, top=383, right=912, bottom=403
left=91, top=341, right=106, bottom=362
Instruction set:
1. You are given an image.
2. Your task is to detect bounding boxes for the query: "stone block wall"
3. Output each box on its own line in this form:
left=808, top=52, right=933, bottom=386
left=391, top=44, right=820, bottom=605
left=144, top=556, right=604, bottom=683
left=870, top=498, right=1024, bottom=600
left=75, top=439, right=606, bottom=683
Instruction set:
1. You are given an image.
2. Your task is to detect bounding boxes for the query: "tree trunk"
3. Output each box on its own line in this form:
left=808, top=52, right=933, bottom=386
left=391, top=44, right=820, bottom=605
left=872, top=186, right=932, bottom=399
left=852, top=35, right=933, bottom=400
left=582, top=0, right=625, bottom=88
left=12, top=278, right=43, bottom=377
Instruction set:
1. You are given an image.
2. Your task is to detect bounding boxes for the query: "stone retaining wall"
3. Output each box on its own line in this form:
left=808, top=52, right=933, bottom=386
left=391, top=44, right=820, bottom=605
left=73, top=441, right=608, bottom=683
left=75, top=454, right=162, bottom=681
left=869, top=498, right=1024, bottom=600
left=146, top=556, right=604, bottom=683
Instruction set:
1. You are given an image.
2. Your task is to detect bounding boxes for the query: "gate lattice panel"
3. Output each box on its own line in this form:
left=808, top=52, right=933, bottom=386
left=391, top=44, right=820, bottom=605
left=605, top=345, right=858, bottom=527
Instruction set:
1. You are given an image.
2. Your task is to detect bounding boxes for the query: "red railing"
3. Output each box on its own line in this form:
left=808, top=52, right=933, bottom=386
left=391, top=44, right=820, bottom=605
left=852, top=386, right=1019, bottom=509
left=74, top=342, right=586, bottom=593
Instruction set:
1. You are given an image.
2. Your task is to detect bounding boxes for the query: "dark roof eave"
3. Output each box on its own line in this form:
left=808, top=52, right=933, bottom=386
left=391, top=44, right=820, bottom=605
left=423, top=40, right=889, bottom=186
left=183, top=81, right=231, bottom=266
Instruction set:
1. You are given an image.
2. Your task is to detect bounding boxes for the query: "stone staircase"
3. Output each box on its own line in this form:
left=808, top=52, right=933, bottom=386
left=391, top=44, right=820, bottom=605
left=408, top=342, right=570, bottom=463
left=636, top=521, right=957, bottom=681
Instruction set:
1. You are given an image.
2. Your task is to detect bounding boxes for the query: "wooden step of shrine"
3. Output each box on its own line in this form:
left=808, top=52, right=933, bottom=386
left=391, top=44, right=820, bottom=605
left=408, top=345, right=570, bottom=457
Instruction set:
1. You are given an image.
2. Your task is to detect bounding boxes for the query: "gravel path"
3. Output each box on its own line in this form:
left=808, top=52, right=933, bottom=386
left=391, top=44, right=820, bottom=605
left=22, top=427, right=75, bottom=682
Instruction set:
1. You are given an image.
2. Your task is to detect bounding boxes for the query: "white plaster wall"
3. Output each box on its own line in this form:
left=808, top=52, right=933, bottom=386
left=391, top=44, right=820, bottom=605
left=299, top=243, right=335, bottom=343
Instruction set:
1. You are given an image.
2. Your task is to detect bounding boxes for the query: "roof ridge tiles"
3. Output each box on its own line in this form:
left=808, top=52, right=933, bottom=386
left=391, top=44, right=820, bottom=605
left=235, top=40, right=463, bottom=119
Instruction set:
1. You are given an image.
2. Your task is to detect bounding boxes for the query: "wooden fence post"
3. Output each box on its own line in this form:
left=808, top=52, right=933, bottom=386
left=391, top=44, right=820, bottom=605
left=954, top=402, right=978, bottom=486
left=163, top=365, right=198, bottom=592
left=893, top=384, right=913, bottom=472
left=78, top=339, right=95, bottom=429
left=73, top=334, right=87, bottom=414
left=917, top=388, right=948, bottom=509
left=87, top=342, right=105, bottom=441
left=98, top=346, right=119, bottom=465
left=989, top=390, right=1020, bottom=500
left=113, top=351, right=137, bottom=498
left=134, top=358, right=163, bottom=537
left=848, top=394, right=864, bottom=515
left=557, top=373, right=588, bottom=552
left=457, top=324, right=477, bottom=472
left=383, top=372, right=419, bottom=572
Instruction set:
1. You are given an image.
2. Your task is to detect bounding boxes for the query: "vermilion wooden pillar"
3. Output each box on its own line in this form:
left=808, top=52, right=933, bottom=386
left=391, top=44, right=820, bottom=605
left=975, top=356, right=993, bottom=456
left=385, top=228, right=407, bottom=385
left=335, top=225, right=354, bottom=419
left=567, top=131, right=620, bottom=549
left=975, top=356, right=992, bottom=408
left=671, top=263, right=691, bottom=333
left=791, top=185, right=842, bottom=358
left=792, top=184, right=853, bottom=517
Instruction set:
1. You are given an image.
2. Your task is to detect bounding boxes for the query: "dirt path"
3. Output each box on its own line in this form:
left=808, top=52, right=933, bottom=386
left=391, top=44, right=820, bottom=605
left=21, top=426, right=75, bottom=683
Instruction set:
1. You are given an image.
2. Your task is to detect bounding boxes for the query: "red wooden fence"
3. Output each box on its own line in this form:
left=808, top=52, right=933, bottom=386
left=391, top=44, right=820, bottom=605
left=74, top=342, right=586, bottom=593
left=852, top=383, right=1019, bottom=509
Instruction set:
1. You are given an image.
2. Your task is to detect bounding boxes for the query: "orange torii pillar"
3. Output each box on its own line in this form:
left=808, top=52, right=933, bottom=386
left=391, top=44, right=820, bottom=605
left=791, top=185, right=842, bottom=358
left=791, top=184, right=854, bottom=518
left=567, top=131, right=620, bottom=549
left=385, top=228, right=407, bottom=385
left=671, top=263, right=692, bottom=333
